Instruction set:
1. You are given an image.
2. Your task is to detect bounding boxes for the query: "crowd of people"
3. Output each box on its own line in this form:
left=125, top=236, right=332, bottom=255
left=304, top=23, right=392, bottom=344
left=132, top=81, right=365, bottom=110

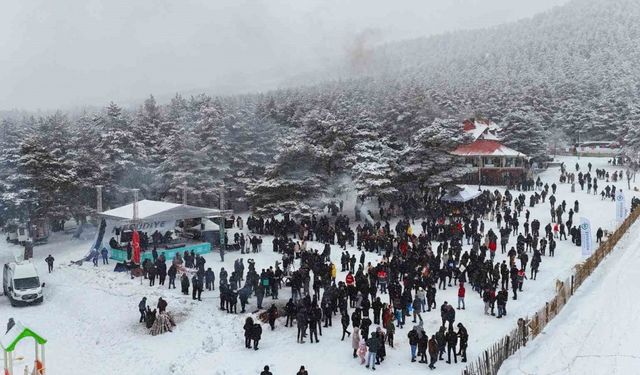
left=121, top=160, right=633, bottom=374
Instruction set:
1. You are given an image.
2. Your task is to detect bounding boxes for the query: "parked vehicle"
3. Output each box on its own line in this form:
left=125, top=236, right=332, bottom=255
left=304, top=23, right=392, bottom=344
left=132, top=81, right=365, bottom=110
left=4, top=222, right=18, bottom=243
left=3, top=261, right=44, bottom=306
left=3, top=220, right=49, bottom=245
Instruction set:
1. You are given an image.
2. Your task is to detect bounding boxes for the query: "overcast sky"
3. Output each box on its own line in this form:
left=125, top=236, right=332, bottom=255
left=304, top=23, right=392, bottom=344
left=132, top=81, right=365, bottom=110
left=0, top=0, right=570, bottom=111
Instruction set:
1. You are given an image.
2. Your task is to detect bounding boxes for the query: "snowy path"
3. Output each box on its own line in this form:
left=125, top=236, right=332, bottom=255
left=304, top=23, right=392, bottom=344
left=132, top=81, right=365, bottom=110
left=499, top=216, right=640, bottom=375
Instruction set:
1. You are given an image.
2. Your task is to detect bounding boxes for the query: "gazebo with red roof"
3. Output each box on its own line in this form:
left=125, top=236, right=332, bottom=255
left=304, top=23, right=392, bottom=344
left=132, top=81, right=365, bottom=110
left=451, top=119, right=529, bottom=185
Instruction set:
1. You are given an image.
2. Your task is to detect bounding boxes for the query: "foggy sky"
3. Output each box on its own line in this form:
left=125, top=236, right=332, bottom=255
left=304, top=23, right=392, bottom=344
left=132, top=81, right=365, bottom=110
left=0, top=0, right=570, bottom=111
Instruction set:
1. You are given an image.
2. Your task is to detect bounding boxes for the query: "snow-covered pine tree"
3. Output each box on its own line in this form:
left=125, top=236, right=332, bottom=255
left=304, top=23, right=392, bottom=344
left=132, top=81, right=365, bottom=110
left=0, top=119, right=25, bottom=222
left=398, top=117, right=471, bottom=188
left=224, top=107, right=280, bottom=210
left=66, top=114, right=106, bottom=222
left=132, top=95, right=165, bottom=198
left=623, top=103, right=640, bottom=162
left=247, top=127, right=330, bottom=217
left=190, top=95, right=231, bottom=207
left=156, top=125, right=211, bottom=206
left=95, top=102, right=145, bottom=206
left=500, top=109, right=548, bottom=160
left=14, top=114, right=75, bottom=228
left=348, top=111, right=399, bottom=200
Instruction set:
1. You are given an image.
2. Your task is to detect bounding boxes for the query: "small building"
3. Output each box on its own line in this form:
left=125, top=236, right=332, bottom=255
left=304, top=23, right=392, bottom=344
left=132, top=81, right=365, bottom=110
left=451, top=119, right=529, bottom=186
left=573, top=141, right=621, bottom=156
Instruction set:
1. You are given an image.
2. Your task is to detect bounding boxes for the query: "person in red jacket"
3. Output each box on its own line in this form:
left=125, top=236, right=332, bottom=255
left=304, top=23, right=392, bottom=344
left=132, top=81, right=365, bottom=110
left=457, top=283, right=465, bottom=310
left=377, top=269, right=387, bottom=294
left=345, top=272, right=355, bottom=286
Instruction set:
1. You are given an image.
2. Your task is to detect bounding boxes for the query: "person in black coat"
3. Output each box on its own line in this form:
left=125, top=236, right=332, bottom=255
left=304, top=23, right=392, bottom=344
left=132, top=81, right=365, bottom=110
left=360, top=316, right=372, bottom=342
left=308, top=304, right=320, bottom=343
left=284, top=298, right=296, bottom=327
left=267, top=304, right=278, bottom=330
left=446, top=327, right=458, bottom=364
left=205, top=267, right=215, bottom=291
left=252, top=322, right=262, bottom=350
left=157, top=297, right=167, bottom=313
left=341, top=312, right=351, bottom=341
left=45, top=255, right=55, bottom=273
left=435, top=326, right=446, bottom=360
left=191, top=275, right=202, bottom=301
left=297, top=307, right=308, bottom=343
left=407, top=327, right=419, bottom=362
left=256, top=284, right=265, bottom=309
left=243, top=317, right=254, bottom=349
left=138, top=297, right=147, bottom=323
left=260, top=365, right=272, bottom=375
left=445, top=304, right=455, bottom=330
left=596, top=227, right=604, bottom=243
left=167, top=264, right=177, bottom=289
left=372, top=297, right=383, bottom=325
left=418, top=331, right=428, bottom=363
left=457, top=323, right=468, bottom=362
left=238, top=286, right=251, bottom=313
left=148, top=265, right=156, bottom=286
left=180, top=273, right=189, bottom=295
left=351, top=309, right=361, bottom=329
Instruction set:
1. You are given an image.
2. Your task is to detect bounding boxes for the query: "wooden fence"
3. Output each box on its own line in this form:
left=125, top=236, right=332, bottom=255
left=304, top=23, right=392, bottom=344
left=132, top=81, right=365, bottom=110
left=462, top=207, right=640, bottom=375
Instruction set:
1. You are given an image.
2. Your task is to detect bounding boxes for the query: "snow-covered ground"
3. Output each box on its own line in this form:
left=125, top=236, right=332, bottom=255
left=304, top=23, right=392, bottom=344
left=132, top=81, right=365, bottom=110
left=0, top=156, right=636, bottom=375
left=499, top=214, right=640, bottom=375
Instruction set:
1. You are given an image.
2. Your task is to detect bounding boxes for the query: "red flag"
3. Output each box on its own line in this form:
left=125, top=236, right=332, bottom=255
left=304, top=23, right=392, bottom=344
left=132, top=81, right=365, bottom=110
left=132, top=230, right=141, bottom=264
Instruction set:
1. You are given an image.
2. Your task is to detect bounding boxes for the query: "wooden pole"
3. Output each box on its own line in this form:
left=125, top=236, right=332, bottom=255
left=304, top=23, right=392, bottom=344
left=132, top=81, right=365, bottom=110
left=570, top=275, right=575, bottom=295
left=96, top=185, right=103, bottom=213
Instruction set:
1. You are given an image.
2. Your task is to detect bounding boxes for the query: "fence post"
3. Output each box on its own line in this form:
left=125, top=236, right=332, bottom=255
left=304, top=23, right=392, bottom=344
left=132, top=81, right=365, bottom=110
left=484, top=350, right=490, bottom=375
left=570, top=275, right=574, bottom=295
left=545, top=302, right=549, bottom=323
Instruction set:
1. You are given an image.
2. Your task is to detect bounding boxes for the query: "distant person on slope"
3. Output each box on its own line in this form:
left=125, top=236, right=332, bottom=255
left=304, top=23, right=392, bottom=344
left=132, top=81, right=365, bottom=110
left=45, top=254, right=55, bottom=273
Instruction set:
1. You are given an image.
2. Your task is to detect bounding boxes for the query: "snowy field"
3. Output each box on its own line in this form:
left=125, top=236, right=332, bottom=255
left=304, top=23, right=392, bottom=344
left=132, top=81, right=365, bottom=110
left=499, top=215, right=640, bottom=375
left=0, top=156, right=637, bottom=375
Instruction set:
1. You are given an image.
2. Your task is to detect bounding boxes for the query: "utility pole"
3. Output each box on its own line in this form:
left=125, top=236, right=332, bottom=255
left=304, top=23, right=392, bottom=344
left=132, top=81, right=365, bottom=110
left=132, top=188, right=141, bottom=278
left=96, top=185, right=103, bottom=213
left=477, top=156, right=482, bottom=191
left=132, top=189, right=140, bottom=222
left=577, top=130, right=581, bottom=160
left=219, top=182, right=226, bottom=262
left=182, top=183, right=188, bottom=205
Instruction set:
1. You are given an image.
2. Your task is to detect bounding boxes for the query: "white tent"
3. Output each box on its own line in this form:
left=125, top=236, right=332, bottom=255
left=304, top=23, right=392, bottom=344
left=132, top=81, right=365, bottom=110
left=99, top=199, right=230, bottom=223
left=441, top=186, right=483, bottom=203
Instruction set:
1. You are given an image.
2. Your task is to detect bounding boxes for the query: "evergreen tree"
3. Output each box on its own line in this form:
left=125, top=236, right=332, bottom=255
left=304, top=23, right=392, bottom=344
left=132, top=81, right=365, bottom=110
left=248, top=129, right=330, bottom=216
left=500, top=110, right=548, bottom=160
left=0, top=119, right=24, bottom=222
left=95, top=102, right=144, bottom=206
left=399, top=118, right=471, bottom=188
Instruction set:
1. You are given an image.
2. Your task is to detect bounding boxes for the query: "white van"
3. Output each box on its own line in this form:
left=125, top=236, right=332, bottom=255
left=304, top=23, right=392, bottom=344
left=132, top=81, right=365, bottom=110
left=2, top=261, right=44, bottom=306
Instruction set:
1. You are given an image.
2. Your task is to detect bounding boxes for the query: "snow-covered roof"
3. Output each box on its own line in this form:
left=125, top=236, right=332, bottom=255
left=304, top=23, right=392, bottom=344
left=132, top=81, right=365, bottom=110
left=99, top=199, right=231, bottom=223
left=451, top=139, right=527, bottom=157
left=464, top=121, right=489, bottom=141
left=463, top=120, right=502, bottom=141
left=11, top=261, right=39, bottom=279
left=441, top=186, right=482, bottom=203
left=1, top=321, right=46, bottom=352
